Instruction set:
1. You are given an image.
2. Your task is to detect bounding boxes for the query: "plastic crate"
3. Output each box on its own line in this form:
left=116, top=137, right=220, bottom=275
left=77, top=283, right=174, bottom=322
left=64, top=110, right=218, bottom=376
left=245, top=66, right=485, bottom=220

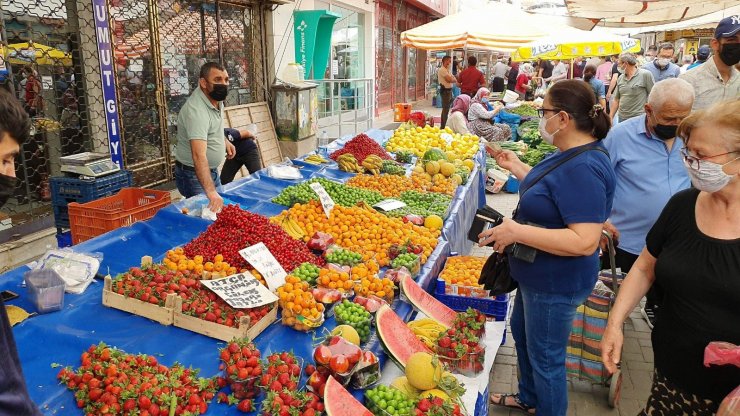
left=56, top=230, right=72, bottom=248
left=435, top=279, right=509, bottom=320
left=68, top=188, right=171, bottom=244
left=51, top=171, right=133, bottom=228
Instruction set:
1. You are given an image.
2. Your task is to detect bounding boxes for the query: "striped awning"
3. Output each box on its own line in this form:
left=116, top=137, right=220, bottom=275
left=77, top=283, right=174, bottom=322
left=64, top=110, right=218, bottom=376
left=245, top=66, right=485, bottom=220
left=400, top=2, right=595, bottom=52
left=564, top=0, right=738, bottom=28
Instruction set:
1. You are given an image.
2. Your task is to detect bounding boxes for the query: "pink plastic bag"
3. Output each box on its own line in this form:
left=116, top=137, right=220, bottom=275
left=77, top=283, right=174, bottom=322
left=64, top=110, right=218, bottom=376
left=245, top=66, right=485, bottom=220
left=704, top=342, right=740, bottom=368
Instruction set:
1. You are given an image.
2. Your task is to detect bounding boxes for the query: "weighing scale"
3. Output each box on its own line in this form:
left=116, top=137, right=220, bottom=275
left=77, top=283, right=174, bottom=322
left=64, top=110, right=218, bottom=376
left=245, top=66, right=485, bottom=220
left=60, top=152, right=120, bottom=178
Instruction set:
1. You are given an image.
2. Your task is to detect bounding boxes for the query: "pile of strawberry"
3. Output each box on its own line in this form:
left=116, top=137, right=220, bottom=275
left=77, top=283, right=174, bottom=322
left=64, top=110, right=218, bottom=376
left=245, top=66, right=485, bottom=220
left=184, top=205, right=324, bottom=272
left=436, top=308, right=487, bottom=375
left=261, top=389, right=324, bottom=416
left=414, top=396, right=463, bottom=416
left=218, top=339, right=262, bottom=402
left=111, top=264, right=272, bottom=329
left=259, top=351, right=302, bottom=393
left=56, top=343, right=217, bottom=416
left=329, top=133, right=392, bottom=164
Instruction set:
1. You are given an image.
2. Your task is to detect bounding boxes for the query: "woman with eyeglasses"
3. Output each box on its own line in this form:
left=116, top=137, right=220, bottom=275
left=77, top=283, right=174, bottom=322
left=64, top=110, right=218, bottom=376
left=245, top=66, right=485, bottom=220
left=482, top=80, right=615, bottom=415
left=601, top=99, right=740, bottom=415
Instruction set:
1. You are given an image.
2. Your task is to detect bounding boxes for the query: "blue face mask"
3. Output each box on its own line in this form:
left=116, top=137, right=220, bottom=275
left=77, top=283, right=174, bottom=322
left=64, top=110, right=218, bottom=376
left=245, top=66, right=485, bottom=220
left=481, top=98, right=489, bottom=105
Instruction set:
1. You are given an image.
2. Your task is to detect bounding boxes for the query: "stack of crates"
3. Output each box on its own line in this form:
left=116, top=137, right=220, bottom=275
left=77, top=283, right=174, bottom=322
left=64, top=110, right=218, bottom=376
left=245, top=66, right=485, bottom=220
left=50, top=170, right=133, bottom=247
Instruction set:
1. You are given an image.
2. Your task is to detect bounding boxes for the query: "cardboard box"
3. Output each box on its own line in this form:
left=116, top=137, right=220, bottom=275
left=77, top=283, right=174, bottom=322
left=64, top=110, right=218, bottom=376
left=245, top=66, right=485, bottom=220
left=278, top=135, right=318, bottom=159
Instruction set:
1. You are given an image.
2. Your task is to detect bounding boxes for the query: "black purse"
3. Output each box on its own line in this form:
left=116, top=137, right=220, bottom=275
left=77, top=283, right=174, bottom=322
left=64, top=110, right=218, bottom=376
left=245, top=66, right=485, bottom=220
left=477, top=145, right=609, bottom=295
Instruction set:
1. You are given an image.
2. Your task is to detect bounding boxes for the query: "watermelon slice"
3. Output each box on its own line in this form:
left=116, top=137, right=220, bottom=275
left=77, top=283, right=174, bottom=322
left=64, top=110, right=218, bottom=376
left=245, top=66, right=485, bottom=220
left=324, top=376, right=373, bottom=416
left=400, top=276, right=457, bottom=328
left=376, top=304, right=432, bottom=367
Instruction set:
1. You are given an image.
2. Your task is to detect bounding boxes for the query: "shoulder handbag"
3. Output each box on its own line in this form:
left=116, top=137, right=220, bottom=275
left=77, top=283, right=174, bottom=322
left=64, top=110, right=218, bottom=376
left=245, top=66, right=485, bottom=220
left=478, top=145, right=609, bottom=295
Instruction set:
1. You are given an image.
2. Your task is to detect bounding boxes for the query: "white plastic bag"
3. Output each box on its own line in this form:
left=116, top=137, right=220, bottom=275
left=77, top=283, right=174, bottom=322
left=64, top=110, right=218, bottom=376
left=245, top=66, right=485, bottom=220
left=34, top=249, right=102, bottom=294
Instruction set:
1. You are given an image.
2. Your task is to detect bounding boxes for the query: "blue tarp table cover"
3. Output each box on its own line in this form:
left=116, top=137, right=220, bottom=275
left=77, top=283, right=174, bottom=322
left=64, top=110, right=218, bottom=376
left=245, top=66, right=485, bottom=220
left=1, top=129, right=488, bottom=415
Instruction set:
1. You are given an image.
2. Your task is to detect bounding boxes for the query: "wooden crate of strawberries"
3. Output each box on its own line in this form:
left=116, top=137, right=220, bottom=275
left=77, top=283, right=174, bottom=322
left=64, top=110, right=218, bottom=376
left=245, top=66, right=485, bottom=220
left=102, top=276, right=176, bottom=326
left=173, top=298, right=278, bottom=342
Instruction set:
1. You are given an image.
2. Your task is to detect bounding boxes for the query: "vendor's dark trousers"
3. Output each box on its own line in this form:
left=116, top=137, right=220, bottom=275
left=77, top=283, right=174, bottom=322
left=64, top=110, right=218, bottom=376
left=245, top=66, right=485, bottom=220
left=491, top=77, right=505, bottom=93
left=440, top=89, right=452, bottom=128
left=220, top=151, right=262, bottom=185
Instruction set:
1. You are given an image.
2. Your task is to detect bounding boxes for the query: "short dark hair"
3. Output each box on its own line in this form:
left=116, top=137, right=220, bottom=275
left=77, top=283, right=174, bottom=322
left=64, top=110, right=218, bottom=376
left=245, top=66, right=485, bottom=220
left=647, top=45, right=658, bottom=52
left=442, top=55, right=451, bottom=63
left=467, top=56, right=477, bottom=66
left=658, top=42, right=675, bottom=52
left=547, top=80, right=611, bottom=140
left=199, top=62, right=226, bottom=79
left=0, top=89, right=30, bottom=145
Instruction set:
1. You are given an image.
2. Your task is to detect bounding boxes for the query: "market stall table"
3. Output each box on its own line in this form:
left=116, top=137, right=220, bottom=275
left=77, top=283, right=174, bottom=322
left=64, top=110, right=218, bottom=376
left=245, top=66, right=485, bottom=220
left=2, top=129, right=494, bottom=415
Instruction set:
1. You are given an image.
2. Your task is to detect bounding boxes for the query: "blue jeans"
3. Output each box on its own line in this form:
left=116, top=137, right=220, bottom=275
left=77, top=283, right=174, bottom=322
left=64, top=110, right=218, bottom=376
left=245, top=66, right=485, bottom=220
left=510, top=283, right=593, bottom=416
left=174, top=163, right=221, bottom=198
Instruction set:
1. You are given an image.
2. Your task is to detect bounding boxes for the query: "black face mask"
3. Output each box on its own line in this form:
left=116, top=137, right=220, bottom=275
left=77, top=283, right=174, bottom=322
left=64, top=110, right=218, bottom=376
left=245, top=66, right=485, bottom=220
left=207, top=83, right=228, bottom=101
left=650, top=113, right=678, bottom=140
left=718, top=43, right=740, bottom=67
left=0, top=173, right=18, bottom=208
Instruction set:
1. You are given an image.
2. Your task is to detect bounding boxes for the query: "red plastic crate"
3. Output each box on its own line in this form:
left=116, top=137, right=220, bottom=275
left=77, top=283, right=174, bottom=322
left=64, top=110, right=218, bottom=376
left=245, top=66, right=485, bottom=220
left=68, top=188, right=171, bottom=244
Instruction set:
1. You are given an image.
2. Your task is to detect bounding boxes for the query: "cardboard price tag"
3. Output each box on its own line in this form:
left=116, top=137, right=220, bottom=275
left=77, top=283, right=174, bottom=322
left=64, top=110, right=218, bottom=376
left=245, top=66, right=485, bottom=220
left=373, top=199, right=407, bottom=212
left=239, top=243, right=287, bottom=291
left=309, top=182, right=335, bottom=218
left=200, top=272, right=278, bottom=309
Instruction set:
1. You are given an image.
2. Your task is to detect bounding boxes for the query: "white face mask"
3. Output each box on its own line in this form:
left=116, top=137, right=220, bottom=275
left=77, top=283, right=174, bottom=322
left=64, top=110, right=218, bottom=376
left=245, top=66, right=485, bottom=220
left=683, top=157, right=739, bottom=193
left=538, top=113, right=561, bottom=145
left=655, top=58, right=671, bottom=68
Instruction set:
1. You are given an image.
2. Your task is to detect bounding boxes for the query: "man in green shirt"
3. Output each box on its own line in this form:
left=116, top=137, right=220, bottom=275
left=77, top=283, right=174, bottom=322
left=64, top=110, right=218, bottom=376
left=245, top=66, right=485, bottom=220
left=610, top=52, right=655, bottom=123
left=174, top=62, right=235, bottom=212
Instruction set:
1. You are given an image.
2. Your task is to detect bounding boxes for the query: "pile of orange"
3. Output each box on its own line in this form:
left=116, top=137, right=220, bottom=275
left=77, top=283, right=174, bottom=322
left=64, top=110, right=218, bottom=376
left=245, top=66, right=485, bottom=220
left=276, top=201, right=439, bottom=266
left=346, top=174, right=424, bottom=197
left=163, top=249, right=238, bottom=276
left=439, top=256, right=487, bottom=288
left=277, top=275, right=325, bottom=331
left=317, top=268, right=353, bottom=292
left=410, top=172, right=456, bottom=196
left=163, top=248, right=268, bottom=286
left=350, top=261, right=394, bottom=301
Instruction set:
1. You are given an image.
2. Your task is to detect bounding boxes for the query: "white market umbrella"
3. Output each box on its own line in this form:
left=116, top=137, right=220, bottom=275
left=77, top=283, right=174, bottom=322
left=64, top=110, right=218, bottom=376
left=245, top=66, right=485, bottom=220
left=400, top=2, right=595, bottom=52
left=564, top=0, right=739, bottom=28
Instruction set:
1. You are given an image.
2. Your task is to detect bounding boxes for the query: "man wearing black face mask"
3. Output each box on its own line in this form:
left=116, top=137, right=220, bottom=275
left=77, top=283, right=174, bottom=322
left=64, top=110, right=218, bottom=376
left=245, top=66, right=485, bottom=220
left=680, top=15, right=740, bottom=110
left=0, top=89, right=43, bottom=415
left=174, top=62, right=236, bottom=213
left=601, top=78, right=695, bottom=329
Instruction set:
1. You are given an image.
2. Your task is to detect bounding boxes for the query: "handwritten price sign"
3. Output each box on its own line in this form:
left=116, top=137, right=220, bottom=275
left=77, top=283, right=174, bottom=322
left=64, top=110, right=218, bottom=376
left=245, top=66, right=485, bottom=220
left=310, top=182, right=335, bottom=218
left=200, top=272, right=278, bottom=309
left=239, top=243, right=288, bottom=291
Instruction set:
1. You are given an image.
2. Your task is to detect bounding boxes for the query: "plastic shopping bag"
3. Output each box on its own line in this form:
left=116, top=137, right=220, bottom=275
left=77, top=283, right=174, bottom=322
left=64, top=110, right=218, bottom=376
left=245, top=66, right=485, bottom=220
left=704, top=342, right=740, bottom=368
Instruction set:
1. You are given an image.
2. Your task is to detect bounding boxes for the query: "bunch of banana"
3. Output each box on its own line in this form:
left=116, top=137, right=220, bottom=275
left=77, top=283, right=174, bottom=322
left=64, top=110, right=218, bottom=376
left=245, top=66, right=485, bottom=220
left=280, top=215, right=307, bottom=240
left=362, top=155, right=383, bottom=175
left=304, top=154, right=329, bottom=165
left=337, top=154, right=363, bottom=173
left=355, top=201, right=376, bottom=212
left=408, top=318, right=447, bottom=349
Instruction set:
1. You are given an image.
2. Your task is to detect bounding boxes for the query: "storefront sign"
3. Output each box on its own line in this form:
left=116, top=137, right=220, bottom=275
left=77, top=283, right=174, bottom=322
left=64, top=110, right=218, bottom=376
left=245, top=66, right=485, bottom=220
left=293, top=10, right=340, bottom=79
left=200, top=272, right=278, bottom=309
left=92, top=0, right=123, bottom=168
left=239, top=243, right=287, bottom=291
left=530, top=43, right=558, bottom=57
left=685, top=40, right=699, bottom=56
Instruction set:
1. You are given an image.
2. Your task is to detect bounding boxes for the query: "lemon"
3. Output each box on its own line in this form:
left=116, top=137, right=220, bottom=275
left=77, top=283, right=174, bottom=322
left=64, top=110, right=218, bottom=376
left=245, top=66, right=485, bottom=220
left=424, top=215, right=443, bottom=231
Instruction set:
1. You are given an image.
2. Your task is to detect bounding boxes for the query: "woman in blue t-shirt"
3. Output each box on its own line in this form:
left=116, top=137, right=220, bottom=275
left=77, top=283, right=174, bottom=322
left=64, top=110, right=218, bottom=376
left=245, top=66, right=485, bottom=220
left=483, top=80, right=616, bottom=416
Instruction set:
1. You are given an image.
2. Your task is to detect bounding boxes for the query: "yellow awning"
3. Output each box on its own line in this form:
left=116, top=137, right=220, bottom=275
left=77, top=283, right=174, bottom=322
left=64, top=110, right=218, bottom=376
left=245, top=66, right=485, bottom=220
left=3, top=42, right=72, bottom=66
left=512, top=29, right=641, bottom=61
left=400, top=3, right=594, bottom=52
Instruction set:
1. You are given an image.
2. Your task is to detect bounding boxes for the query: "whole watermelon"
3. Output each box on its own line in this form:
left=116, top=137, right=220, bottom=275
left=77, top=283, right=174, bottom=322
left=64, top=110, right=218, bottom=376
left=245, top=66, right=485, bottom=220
left=422, top=148, right=447, bottom=162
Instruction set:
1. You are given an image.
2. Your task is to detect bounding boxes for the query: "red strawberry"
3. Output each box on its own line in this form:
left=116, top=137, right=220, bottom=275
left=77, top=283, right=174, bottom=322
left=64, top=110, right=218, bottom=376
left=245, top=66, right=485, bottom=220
left=237, top=399, right=253, bottom=413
